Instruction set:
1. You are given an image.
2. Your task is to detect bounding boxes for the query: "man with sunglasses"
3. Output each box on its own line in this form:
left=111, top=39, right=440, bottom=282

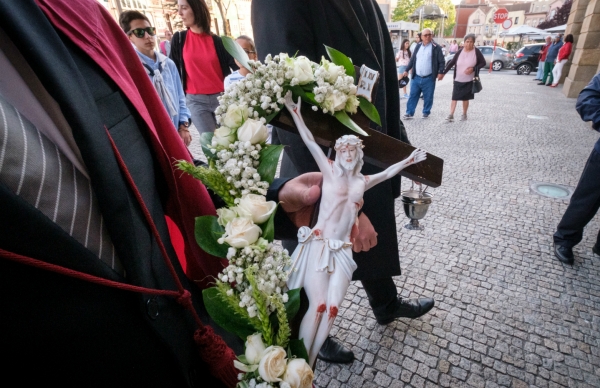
left=120, top=11, right=192, bottom=146
left=402, top=28, right=446, bottom=119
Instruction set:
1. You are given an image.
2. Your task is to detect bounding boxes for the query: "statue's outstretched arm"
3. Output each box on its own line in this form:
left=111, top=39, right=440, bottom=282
left=365, top=148, right=427, bottom=190
left=284, top=92, right=331, bottom=174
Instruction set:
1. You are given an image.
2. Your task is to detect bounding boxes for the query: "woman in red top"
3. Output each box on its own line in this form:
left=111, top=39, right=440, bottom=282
left=170, top=0, right=237, bottom=135
left=550, top=34, right=573, bottom=88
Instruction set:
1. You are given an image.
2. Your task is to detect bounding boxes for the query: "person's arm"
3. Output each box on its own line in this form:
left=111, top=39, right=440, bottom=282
left=575, top=73, right=600, bottom=131
left=476, top=48, right=487, bottom=70
left=365, top=149, right=427, bottom=190
left=442, top=49, right=460, bottom=74
left=168, top=60, right=192, bottom=146
left=283, top=93, right=331, bottom=174
left=403, top=47, right=417, bottom=76
left=436, top=45, right=445, bottom=80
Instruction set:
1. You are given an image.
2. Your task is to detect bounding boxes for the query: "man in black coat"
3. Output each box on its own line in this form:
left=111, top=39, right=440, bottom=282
left=252, top=0, right=435, bottom=364
left=553, top=72, right=600, bottom=264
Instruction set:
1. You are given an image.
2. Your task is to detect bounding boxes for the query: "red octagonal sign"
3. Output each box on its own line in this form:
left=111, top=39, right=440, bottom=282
left=493, top=8, right=509, bottom=24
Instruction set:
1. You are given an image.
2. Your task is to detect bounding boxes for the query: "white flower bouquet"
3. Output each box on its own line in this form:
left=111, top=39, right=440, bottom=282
left=178, top=37, right=381, bottom=388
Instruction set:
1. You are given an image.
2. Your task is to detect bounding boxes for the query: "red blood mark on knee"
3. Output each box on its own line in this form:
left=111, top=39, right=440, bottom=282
left=328, top=306, right=338, bottom=321
left=317, top=304, right=327, bottom=313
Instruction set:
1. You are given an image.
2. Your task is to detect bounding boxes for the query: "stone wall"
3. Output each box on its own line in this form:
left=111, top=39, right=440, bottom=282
left=563, top=0, right=600, bottom=97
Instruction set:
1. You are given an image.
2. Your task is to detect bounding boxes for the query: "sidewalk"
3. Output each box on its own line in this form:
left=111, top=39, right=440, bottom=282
left=190, top=70, right=600, bottom=388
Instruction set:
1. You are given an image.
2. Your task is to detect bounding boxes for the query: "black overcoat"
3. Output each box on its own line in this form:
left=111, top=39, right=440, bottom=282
left=0, top=1, right=240, bottom=385
left=252, top=0, right=410, bottom=280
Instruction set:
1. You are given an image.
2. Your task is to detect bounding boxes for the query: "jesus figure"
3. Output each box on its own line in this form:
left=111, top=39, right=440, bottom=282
left=283, top=93, right=427, bottom=366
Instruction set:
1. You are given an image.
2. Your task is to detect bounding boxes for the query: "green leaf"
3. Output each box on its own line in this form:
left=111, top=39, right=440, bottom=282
left=199, top=132, right=216, bottom=160
left=358, top=96, right=382, bottom=127
left=334, top=110, right=369, bottom=136
left=284, top=288, right=301, bottom=321
left=288, top=339, right=310, bottom=364
left=260, top=203, right=278, bottom=242
left=202, top=288, right=257, bottom=339
left=194, top=216, right=228, bottom=258
left=221, top=36, right=252, bottom=73
left=258, top=144, right=285, bottom=184
left=265, top=108, right=281, bottom=124
left=324, top=45, right=355, bottom=77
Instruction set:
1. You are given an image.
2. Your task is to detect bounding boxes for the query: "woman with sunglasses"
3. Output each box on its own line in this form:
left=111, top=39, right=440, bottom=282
left=120, top=11, right=192, bottom=146
left=170, top=0, right=237, bottom=136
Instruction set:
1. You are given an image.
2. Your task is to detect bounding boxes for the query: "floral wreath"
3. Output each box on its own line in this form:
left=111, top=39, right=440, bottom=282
left=178, top=37, right=380, bottom=388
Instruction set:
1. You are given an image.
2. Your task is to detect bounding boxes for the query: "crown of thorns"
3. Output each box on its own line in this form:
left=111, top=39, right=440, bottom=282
left=334, top=135, right=364, bottom=150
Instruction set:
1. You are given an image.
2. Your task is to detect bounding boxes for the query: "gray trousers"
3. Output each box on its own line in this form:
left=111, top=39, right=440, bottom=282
left=186, top=93, right=220, bottom=135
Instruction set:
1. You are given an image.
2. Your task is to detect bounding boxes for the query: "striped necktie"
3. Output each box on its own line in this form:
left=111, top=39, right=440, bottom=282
left=0, top=93, right=123, bottom=274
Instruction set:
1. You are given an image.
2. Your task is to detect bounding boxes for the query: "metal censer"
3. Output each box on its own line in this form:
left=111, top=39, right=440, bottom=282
left=401, top=182, right=433, bottom=231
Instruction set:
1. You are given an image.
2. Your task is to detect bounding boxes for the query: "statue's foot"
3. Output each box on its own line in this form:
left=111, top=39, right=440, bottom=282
left=317, top=337, right=354, bottom=364
left=376, top=297, right=435, bottom=325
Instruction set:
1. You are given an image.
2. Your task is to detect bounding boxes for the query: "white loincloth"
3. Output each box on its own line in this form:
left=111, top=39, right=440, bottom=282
left=287, top=226, right=358, bottom=290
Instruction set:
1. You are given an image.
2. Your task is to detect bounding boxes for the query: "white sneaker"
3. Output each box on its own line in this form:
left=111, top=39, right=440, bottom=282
left=402, top=114, right=414, bottom=120
left=459, top=114, right=467, bottom=121
left=445, top=114, right=454, bottom=122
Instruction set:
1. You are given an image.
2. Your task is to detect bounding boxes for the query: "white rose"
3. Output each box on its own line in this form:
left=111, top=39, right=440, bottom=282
left=258, top=346, right=287, bottom=382
left=237, top=119, right=269, bottom=144
left=245, top=333, right=267, bottom=365
left=282, top=358, right=314, bottom=388
left=223, top=104, right=249, bottom=129
left=213, top=126, right=236, bottom=147
left=320, top=58, right=346, bottom=84
left=216, top=207, right=237, bottom=227
left=223, top=217, right=262, bottom=248
left=345, top=95, right=360, bottom=114
left=237, top=194, right=276, bottom=224
left=322, top=91, right=347, bottom=113
left=292, top=56, right=314, bottom=85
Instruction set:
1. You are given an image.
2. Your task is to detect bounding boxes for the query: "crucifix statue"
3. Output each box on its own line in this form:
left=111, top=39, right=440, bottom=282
left=283, top=93, right=427, bottom=366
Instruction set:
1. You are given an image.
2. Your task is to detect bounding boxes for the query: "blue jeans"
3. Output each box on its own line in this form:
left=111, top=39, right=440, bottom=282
left=406, top=75, right=435, bottom=116
left=536, top=61, right=545, bottom=79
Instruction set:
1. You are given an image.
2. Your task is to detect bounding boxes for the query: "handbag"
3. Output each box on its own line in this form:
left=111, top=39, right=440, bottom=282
left=398, top=75, right=410, bottom=88
left=472, top=66, right=482, bottom=94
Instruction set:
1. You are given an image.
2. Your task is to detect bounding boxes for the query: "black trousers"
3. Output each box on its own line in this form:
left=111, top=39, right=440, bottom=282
left=554, top=147, right=600, bottom=249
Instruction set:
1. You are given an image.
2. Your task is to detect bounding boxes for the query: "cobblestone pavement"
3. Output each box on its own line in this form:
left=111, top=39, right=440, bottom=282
left=189, top=70, right=600, bottom=387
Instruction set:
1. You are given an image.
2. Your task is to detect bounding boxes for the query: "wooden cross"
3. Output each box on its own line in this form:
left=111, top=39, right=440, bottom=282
left=271, top=66, right=444, bottom=188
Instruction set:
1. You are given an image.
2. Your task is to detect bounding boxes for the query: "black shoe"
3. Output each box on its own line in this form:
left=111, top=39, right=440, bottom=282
left=554, top=244, right=574, bottom=265
left=593, top=244, right=600, bottom=256
left=537, top=82, right=546, bottom=85
left=317, top=337, right=354, bottom=364
left=376, top=297, right=435, bottom=325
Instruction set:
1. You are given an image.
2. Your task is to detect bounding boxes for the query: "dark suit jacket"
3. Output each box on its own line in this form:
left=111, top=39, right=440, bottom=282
left=405, top=41, right=446, bottom=79
left=0, top=1, right=241, bottom=386
left=252, top=0, right=408, bottom=280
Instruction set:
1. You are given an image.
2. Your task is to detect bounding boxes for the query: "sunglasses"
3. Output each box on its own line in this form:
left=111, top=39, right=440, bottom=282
left=244, top=49, right=256, bottom=55
left=422, top=34, right=432, bottom=37
left=128, top=27, right=156, bottom=38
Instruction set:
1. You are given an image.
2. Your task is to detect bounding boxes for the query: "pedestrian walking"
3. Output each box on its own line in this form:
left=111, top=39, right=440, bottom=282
left=159, top=29, right=172, bottom=57
left=402, top=28, right=446, bottom=119
left=396, top=38, right=411, bottom=99
left=535, top=36, right=552, bottom=81
left=120, top=11, right=192, bottom=146
left=553, top=72, right=600, bottom=265
left=410, top=33, right=421, bottom=55
left=550, top=34, right=573, bottom=88
left=449, top=39, right=458, bottom=55
left=169, top=0, right=237, bottom=135
left=441, top=34, right=486, bottom=122
left=539, top=34, right=563, bottom=86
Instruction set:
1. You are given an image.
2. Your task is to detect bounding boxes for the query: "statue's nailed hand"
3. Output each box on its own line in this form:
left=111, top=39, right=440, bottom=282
left=279, top=172, right=322, bottom=228
left=407, top=148, right=427, bottom=166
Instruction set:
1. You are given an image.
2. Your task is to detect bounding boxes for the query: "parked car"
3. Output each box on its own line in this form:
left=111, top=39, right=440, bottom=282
left=508, top=43, right=545, bottom=75
left=477, top=46, right=513, bottom=71
left=445, top=47, right=512, bottom=71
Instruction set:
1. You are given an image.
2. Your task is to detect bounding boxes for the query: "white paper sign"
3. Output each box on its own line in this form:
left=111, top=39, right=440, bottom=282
left=357, top=65, right=380, bottom=102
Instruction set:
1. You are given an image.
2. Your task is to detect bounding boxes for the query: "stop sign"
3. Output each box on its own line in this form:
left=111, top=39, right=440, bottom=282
left=493, top=8, right=509, bottom=24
